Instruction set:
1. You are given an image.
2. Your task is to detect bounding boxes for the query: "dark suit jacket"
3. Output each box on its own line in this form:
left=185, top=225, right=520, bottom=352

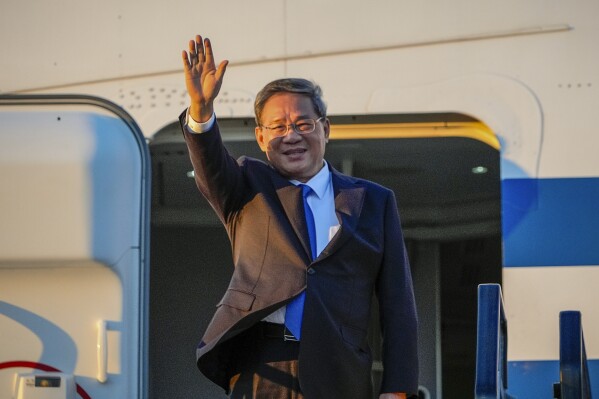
left=180, top=114, right=419, bottom=398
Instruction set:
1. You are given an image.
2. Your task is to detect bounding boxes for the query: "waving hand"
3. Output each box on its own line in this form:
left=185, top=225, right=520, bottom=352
left=181, top=35, right=229, bottom=123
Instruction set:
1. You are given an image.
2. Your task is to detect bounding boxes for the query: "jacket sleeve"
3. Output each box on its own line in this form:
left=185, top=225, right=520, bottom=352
left=179, top=110, right=246, bottom=224
left=376, top=189, right=419, bottom=395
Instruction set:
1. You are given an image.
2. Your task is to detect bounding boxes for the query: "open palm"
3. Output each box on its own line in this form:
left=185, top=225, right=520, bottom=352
left=182, top=35, right=228, bottom=122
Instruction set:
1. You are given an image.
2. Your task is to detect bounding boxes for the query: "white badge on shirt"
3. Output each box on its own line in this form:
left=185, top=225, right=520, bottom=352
left=329, top=225, right=341, bottom=242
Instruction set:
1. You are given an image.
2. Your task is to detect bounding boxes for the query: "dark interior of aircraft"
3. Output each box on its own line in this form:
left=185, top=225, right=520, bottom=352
left=148, top=113, right=501, bottom=398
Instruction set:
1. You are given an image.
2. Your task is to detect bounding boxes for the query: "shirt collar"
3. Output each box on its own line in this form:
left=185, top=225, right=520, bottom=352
left=289, top=161, right=331, bottom=199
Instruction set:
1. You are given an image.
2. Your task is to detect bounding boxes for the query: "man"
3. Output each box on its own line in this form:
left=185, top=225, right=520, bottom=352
left=180, top=34, right=418, bottom=399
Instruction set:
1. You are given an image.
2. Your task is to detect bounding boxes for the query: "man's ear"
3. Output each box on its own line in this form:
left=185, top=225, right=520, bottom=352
left=323, top=118, right=331, bottom=143
left=255, top=127, right=268, bottom=152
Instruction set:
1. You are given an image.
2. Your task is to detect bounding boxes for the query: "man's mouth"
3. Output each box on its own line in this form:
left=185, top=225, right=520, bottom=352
left=283, top=148, right=306, bottom=156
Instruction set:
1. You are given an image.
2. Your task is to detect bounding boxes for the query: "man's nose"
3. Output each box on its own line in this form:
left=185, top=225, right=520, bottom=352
left=280, top=128, right=302, bottom=142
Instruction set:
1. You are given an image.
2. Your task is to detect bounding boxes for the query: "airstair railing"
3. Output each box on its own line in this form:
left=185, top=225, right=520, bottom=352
left=475, top=283, right=514, bottom=399
left=553, top=311, right=592, bottom=399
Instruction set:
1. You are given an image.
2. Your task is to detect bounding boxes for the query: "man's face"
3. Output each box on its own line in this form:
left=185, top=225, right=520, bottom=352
left=255, top=92, right=330, bottom=182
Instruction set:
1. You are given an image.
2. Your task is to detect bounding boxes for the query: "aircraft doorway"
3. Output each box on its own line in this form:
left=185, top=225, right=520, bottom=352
left=324, top=115, right=501, bottom=397
left=149, top=113, right=501, bottom=398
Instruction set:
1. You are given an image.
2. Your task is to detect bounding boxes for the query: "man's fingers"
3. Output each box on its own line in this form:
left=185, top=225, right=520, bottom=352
left=194, top=35, right=203, bottom=51
left=181, top=50, right=191, bottom=70
left=204, top=38, right=215, bottom=67
left=188, top=39, right=197, bottom=56
left=196, top=35, right=205, bottom=62
left=215, top=60, right=229, bottom=82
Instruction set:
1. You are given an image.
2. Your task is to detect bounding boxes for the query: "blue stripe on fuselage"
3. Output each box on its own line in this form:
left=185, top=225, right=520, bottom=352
left=502, top=178, right=599, bottom=267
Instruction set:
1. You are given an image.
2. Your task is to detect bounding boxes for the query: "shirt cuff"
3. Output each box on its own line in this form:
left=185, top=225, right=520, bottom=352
left=185, top=108, right=216, bottom=134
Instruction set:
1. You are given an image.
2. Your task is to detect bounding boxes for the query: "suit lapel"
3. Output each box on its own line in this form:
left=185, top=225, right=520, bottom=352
left=272, top=175, right=313, bottom=261
left=318, top=168, right=365, bottom=261
left=318, top=168, right=366, bottom=259
left=271, top=164, right=365, bottom=263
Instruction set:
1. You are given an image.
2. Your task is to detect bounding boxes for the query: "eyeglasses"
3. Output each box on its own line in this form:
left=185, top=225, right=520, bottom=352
left=260, top=117, right=325, bottom=138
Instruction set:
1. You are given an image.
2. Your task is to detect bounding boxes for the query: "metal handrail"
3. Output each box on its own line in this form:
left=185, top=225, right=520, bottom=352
left=475, top=283, right=513, bottom=399
left=556, top=311, right=592, bottom=399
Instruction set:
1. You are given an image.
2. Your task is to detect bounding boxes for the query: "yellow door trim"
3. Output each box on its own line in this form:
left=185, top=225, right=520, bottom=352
left=329, top=121, right=500, bottom=150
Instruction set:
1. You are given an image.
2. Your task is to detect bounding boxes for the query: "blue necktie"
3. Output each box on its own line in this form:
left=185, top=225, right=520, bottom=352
left=285, top=184, right=317, bottom=339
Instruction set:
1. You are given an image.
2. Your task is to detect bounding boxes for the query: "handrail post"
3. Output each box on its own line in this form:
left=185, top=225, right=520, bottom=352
left=475, top=283, right=512, bottom=399
left=558, top=311, right=592, bottom=399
